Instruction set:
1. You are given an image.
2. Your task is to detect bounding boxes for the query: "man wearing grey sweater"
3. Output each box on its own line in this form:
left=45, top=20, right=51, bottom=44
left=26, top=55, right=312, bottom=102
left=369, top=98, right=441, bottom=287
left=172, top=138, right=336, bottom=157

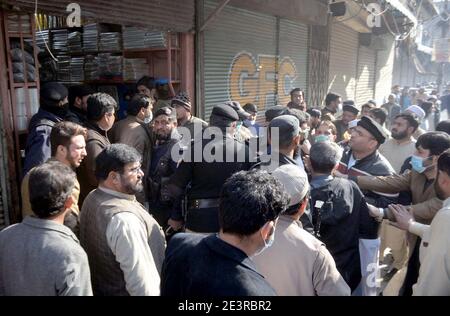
left=0, top=161, right=92, bottom=296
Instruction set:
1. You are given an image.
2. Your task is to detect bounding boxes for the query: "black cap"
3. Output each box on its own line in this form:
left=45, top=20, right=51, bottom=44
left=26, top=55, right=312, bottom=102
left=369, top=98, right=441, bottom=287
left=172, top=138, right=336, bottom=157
left=154, top=106, right=177, bottom=120
left=343, top=100, right=355, bottom=106
left=265, top=105, right=286, bottom=122
left=357, top=116, right=388, bottom=144
left=211, top=103, right=239, bottom=122
left=243, top=103, right=258, bottom=114
left=69, top=85, right=94, bottom=98
left=269, top=115, right=300, bottom=139
left=40, top=82, right=68, bottom=102
left=343, top=104, right=359, bottom=115
left=307, top=108, right=321, bottom=118
left=224, top=101, right=251, bottom=120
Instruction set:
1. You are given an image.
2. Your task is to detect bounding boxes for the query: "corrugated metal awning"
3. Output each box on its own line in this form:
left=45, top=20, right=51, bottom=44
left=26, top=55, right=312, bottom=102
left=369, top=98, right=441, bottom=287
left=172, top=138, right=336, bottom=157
left=385, top=0, right=418, bottom=27
left=5, top=0, right=195, bottom=32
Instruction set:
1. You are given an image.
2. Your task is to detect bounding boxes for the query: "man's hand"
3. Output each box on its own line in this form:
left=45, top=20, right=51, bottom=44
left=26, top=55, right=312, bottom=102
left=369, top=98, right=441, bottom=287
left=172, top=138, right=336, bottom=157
left=367, top=204, right=383, bottom=221
left=168, top=218, right=184, bottom=232
left=334, top=170, right=348, bottom=179
left=303, top=155, right=312, bottom=173
left=388, top=204, right=414, bottom=231
left=301, top=139, right=311, bottom=155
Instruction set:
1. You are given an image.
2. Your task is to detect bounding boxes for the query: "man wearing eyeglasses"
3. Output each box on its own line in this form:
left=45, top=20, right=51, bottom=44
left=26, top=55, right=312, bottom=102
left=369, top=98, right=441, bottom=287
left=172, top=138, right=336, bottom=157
left=80, top=144, right=166, bottom=296
left=335, top=116, right=395, bottom=296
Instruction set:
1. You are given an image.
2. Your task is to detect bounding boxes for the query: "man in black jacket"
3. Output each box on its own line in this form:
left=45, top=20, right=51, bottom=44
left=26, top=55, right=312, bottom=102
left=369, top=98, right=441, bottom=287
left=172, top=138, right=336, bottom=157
left=309, top=141, right=379, bottom=295
left=161, top=169, right=288, bottom=296
left=167, top=104, right=253, bottom=233
left=65, top=85, right=94, bottom=126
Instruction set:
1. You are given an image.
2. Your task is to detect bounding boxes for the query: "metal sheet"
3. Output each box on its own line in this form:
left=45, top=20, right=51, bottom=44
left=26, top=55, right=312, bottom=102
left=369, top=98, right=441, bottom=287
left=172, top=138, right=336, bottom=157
left=356, top=46, right=376, bottom=106
left=374, top=34, right=395, bottom=104
left=203, top=0, right=277, bottom=121
left=328, top=23, right=358, bottom=101
left=6, top=0, right=195, bottom=32
left=202, top=0, right=309, bottom=121
left=278, top=19, right=309, bottom=106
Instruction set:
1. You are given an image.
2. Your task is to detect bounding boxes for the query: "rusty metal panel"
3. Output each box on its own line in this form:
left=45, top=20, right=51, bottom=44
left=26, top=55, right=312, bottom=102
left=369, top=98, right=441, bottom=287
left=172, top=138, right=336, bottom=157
left=5, top=0, right=195, bottom=32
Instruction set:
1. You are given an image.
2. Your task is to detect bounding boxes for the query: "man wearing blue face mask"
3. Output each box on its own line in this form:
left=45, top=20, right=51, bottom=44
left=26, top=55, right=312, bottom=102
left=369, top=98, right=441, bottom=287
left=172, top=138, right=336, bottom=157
left=160, top=169, right=288, bottom=296
left=351, top=131, right=450, bottom=295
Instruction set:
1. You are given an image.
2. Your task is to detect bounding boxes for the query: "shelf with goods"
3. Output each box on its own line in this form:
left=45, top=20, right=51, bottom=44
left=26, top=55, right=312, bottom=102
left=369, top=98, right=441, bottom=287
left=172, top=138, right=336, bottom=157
left=1, top=11, right=40, bottom=222
left=36, top=22, right=182, bottom=98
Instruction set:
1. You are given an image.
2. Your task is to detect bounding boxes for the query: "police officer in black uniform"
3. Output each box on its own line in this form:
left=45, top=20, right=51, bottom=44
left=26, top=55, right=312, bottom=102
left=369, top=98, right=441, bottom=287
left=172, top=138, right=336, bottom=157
left=167, top=103, right=253, bottom=233
left=147, top=106, right=182, bottom=230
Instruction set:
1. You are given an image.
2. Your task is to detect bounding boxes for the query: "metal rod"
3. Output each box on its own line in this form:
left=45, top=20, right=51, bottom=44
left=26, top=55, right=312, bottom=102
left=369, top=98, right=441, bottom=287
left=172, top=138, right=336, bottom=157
left=198, top=0, right=231, bottom=33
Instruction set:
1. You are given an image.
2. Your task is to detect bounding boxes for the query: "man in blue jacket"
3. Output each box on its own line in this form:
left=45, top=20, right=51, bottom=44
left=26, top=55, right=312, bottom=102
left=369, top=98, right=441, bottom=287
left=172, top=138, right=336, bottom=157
left=23, top=82, right=69, bottom=176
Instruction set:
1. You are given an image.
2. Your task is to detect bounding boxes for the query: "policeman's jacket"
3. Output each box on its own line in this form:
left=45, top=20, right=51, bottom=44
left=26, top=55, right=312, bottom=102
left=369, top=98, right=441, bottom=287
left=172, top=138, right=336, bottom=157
left=168, top=130, right=253, bottom=221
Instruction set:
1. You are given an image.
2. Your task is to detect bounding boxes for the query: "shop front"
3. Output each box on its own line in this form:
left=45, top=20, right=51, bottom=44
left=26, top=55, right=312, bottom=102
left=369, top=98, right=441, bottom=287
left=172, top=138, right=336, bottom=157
left=0, top=0, right=195, bottom=223
left=197, top=0, right=327, bottom=121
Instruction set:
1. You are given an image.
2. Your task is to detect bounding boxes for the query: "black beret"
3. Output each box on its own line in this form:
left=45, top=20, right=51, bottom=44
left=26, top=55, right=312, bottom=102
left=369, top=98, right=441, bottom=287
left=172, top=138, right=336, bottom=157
left=357, top=116, right=388, bottom=144
left=243, top=103, right=258, bottom=114
left=40, top=82, right=68, bottom=102
left=224, top=101, right=250, bottom=120
left=265, top=105, right=286, bottom=122
left=343, top=100, right=355, bottom=106
left=69, top=85, right=94, bottom=98
left=211, top=103, right=239, bottom=122
left=154, top=106, right=177, bottom=120
left=307, top=108, right=321, bottom=118
left=269, top=115, right=300, bottom=139
left=343, top=104, right=359, bottom=115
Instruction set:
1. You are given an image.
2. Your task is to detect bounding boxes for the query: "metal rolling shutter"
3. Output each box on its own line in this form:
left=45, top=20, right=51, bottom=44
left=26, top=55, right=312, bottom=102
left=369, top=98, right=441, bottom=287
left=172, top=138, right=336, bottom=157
left=278, top=19, right=309, bottom=106
left=6, top=0, right=195, bottom=32
left=203, top=0, right=277, bottom=120
left=374, top=35, right=395, bottom=103
left=203, top=0, right=309, bottom=121
left=328, top=24, right=358, bottom=101
left=355, top=46, right=376, bottom=105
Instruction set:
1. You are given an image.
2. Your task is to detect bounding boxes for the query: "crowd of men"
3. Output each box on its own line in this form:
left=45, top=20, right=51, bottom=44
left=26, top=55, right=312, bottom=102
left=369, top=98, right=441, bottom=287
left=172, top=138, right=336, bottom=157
left=1, top=79, right=450, bottom=296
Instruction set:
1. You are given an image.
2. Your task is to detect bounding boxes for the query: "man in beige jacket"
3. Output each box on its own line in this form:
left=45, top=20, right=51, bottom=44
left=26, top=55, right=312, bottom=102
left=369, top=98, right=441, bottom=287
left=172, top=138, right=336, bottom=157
left=253, top=164, right=350, bottom=296
left=109, top=93, right=154, bottom=172
left=80, top=144, right=165, bottom=296
left=21, top=121, right=87, bottom=236
left=389, top=149, right=450, bottom=295
left=110, top=94, right=154, bottom=203
left=350, top=132, right=450, bottom=295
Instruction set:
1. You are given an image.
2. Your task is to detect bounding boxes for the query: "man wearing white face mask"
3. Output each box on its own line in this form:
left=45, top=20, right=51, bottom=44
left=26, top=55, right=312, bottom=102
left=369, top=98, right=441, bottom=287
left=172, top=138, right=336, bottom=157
left=161, top=169, right=288, bottom=296
left=253, top=164, right=350, bottom=296
left=109, top=94, right=154, bottom=203
left=146, top=107, right=182, bottom=230
left=350, top=132, right=450, bottom=295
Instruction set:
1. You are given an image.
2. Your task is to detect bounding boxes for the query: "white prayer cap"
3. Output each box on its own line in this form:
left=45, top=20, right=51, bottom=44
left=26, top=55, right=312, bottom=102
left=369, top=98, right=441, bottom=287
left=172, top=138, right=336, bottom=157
left=405, top=105, right=426, bottom=121
left=272, top=165, right=309, bottom=207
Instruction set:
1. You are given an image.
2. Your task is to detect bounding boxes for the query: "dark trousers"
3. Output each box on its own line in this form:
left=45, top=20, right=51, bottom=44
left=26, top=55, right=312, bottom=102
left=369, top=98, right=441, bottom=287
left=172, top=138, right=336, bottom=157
left=185, top=207, right=220, bottom=233
left=400, top=237, right=421, bottom=296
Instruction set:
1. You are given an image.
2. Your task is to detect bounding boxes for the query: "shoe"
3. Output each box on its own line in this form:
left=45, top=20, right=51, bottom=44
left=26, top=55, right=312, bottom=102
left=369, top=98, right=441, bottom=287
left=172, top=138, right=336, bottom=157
left=383, top=267, right=398, bottom=281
